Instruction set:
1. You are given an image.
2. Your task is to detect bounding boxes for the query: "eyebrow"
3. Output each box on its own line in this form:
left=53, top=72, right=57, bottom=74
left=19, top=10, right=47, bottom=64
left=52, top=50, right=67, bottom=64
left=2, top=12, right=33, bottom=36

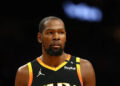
left=45, top=28, right=53, bottom=31
left=45, top=28, right=65, bottom=31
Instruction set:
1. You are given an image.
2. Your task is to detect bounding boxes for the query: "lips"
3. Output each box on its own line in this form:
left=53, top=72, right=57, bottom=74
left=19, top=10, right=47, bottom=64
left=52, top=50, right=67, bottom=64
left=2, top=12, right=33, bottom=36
left=50, top=43, right=61, bottom=48
left=52, top=45, right=60, bottom=48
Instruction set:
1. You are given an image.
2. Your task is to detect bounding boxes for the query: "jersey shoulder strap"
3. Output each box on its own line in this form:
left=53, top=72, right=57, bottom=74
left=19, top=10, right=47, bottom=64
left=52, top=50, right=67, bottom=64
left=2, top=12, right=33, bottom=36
left=76, top=57, right=83, bottom=86
left=27, top=62, right=33, bottom=86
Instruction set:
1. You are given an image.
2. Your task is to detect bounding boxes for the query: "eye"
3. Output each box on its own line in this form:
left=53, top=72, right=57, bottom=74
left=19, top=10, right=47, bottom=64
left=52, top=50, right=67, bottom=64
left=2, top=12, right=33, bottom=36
left=47, top=31, right=53, bottom=34
left=59, top=31, right=64, bottom=34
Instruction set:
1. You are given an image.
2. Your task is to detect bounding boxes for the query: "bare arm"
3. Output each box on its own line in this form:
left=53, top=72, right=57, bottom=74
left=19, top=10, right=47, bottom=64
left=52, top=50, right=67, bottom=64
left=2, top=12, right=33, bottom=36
left=81, top=59, right=96, bottom=86
left=15, top=64, right=29, bottom=86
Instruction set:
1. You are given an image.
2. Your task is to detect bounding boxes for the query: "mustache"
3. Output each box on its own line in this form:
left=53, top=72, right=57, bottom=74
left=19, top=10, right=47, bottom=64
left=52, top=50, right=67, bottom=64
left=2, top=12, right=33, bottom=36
left=50, top=42, right=62, bottom=46
left=50, top=41, right=62, bottom=45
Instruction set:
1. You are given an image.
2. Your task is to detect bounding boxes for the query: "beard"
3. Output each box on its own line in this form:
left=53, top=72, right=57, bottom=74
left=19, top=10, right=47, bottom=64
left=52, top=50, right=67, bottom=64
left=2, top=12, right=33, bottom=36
left=43, top=43, right=64, bottom=56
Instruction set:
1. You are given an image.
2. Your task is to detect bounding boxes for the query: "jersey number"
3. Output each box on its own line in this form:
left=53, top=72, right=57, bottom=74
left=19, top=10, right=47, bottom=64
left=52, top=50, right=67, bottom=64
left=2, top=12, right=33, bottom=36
left=46, top=83, right=72, bottom=86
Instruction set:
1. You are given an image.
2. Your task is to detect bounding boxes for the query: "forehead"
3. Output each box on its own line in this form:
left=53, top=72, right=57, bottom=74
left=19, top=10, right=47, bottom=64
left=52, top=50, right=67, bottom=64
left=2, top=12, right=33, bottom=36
left=44, top=19, right=65, bottom=30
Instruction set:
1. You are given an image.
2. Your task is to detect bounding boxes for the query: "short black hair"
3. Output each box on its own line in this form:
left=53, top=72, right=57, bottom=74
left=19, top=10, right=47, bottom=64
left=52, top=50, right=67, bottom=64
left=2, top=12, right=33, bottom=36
left=39, top=16, right=63, bottom=33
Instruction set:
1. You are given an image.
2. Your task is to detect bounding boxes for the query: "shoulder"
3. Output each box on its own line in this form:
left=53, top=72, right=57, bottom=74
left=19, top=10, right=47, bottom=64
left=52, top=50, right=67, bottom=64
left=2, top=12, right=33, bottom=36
left=79, top=58, right=96, bottom=86
left=72, top=55, right=94, bottom=71
left=17, top=63, right=29, bottom=76
left=73, top=55, right=93, bottom=66
left=80, top=58, right=95, bottom=75
left=15, top=63, right=29, bottom=86
left=18, top=63, right=29, bottom=71
left=80, top=58, right=93, bottom=69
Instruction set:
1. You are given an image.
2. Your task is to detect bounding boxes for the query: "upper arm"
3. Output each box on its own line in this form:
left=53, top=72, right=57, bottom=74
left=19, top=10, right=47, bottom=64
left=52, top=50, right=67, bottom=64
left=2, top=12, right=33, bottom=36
left=15, top=64, right=29, bottom=86
left=81, top=59, right=96, bottom=86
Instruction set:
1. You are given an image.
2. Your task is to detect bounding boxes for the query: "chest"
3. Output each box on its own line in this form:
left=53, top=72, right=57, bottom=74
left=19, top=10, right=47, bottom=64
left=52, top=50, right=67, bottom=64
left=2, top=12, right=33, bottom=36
left=31, top=57, right=82, bottom=86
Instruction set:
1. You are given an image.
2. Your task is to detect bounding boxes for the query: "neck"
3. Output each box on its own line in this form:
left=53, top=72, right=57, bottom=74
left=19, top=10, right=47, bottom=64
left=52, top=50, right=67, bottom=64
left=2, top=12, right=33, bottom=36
left=41, top=50, right=67, bottom=67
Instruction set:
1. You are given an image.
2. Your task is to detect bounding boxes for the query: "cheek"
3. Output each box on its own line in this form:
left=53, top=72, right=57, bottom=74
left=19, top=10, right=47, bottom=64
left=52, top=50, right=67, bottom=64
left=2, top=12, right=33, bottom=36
left=42, top=37, right=51, bottom=47
left=63, top=35, right=66, bottom=41
left=61, top=36, right=66, bottom=46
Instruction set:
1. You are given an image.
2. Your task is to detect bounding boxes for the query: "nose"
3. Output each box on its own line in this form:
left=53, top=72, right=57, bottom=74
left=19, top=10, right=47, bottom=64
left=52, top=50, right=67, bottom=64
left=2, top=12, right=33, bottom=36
left=53, top=32, right=60, bottom=41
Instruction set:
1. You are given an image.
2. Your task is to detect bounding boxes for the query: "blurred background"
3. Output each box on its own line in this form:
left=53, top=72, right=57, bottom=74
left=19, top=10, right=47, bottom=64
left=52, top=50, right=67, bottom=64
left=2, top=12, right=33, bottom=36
left=0, top=0, right=120, bottom=86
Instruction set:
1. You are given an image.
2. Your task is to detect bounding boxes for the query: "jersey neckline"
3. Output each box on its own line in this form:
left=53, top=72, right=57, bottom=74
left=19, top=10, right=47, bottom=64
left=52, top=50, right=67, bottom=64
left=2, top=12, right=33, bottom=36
left=36, top=54, right=71, bottom=71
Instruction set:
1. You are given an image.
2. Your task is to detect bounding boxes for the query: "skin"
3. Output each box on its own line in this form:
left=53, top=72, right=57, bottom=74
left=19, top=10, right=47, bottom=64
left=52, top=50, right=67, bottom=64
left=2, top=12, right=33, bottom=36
left=15, top=19, right=96, bottom=86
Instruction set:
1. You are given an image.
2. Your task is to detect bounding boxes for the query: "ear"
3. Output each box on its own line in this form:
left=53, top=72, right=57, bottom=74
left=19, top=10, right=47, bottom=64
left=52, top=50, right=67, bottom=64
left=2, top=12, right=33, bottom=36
left=37, top=32, right=42, bottom=43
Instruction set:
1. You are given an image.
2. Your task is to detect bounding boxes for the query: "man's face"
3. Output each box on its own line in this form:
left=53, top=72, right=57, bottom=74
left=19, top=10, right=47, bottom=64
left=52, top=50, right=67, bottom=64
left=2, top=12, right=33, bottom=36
left=41, top=19, right=66, bottom=56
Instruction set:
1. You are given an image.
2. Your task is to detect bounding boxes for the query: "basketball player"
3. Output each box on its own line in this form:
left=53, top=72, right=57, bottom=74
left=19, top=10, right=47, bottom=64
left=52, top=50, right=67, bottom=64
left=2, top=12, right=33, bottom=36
left=15, top=16, right=96, bottom=86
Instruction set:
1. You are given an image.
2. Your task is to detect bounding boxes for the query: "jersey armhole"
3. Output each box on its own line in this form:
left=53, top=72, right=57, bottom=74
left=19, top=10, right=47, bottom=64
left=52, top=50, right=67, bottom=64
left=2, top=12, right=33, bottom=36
left=76, top=57, right=83, bottom=86
left=28, top=62, right=33, bottom=86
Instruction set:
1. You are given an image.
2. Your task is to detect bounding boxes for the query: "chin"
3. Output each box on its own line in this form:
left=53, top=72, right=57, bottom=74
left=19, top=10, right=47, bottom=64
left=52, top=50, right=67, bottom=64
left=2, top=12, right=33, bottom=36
left=47, top=48, right=63, bottom=56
